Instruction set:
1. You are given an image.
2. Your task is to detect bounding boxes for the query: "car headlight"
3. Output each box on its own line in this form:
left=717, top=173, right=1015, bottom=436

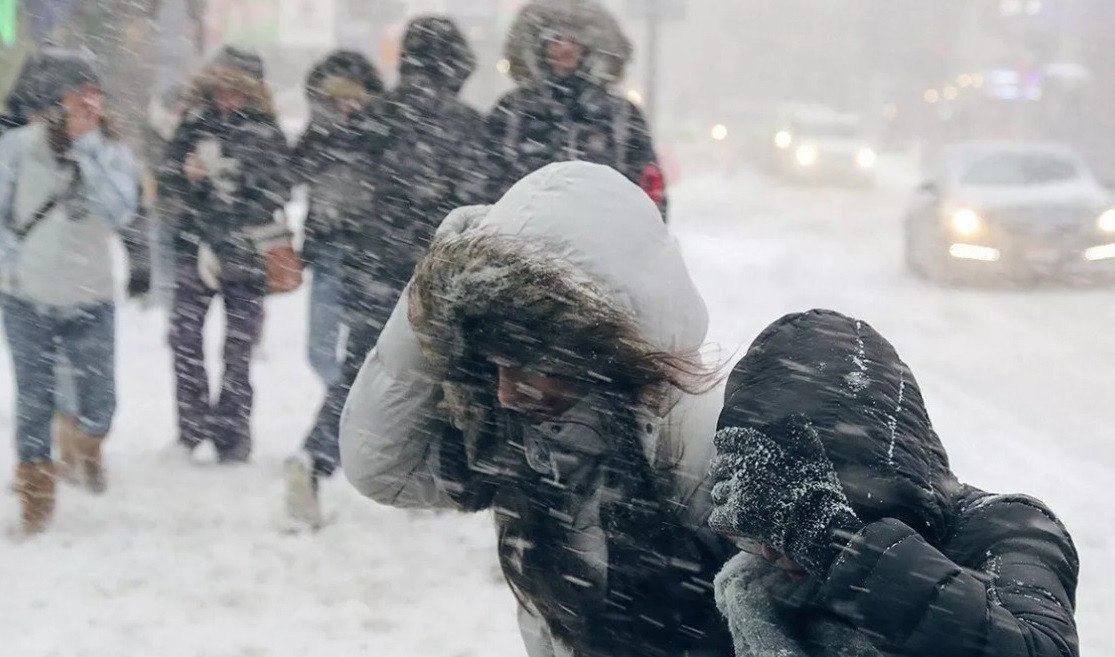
left=856, top=147, right=877, bottom=169
left=774, top=130, right=793, bottom=149
left=1098, top=209, right=1115, bottom=233
left=950, top=208, right=983, bottom=236
left=795, top=144, right=819, bottom=167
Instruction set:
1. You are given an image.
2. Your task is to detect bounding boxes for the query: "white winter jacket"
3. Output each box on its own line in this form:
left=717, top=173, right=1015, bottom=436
left=340, top=162, right=729, bottom=657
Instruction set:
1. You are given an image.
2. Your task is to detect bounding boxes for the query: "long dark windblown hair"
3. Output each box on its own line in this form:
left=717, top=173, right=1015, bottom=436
left=409, top=235, right=729, bottom=657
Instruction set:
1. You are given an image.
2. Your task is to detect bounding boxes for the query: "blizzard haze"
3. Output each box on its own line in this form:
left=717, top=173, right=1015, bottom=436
left=0, top=1, right=1112, bottom=655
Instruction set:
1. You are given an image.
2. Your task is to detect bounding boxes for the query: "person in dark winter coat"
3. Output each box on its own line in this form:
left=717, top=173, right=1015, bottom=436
left=284, top=17, right=486, bottom=528
left=709, top=310, right=1079, bottom=657
left=486, top=1, right=667, bottom=214
left=292, top=50, right=384, bottom=387
left=340, top=162, right=734, bottom=657
left=0, top=47, right=141, bottom=534
left=158, top=46, right=290, bottom=463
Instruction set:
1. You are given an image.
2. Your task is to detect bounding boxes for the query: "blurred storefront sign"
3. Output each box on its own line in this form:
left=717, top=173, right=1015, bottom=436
left=205, top=0, right=280, bottom=47
left=1, top=0, right=16, bottom=46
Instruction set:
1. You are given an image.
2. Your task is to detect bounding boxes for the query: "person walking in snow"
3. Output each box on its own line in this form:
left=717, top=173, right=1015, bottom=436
left=283, top=17, right=487, bottom=528
left=158, top=47, right=290, bottom=463
left=292, top=50, right=384, bottom=389
left=708, top=310, right=1080, bottom=657
left=339, top=162, right=735, bottom=656
left=486, top=0, right=668, bottom=214
left=0, top=47, right=143, bottom=535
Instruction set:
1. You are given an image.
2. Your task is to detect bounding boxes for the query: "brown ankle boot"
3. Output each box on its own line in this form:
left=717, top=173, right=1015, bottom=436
left=73, top=433, right=107, bottom=494
left=15, top=462, right=56, bottom=535
left=53, top=414, right=80, bottom=484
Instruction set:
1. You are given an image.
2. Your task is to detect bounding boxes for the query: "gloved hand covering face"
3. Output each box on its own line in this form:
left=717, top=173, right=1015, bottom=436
left=708, top=415, right=864, bottom=575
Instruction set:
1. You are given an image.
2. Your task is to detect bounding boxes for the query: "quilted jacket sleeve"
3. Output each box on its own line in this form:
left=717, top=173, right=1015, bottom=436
left=817, top=495, right=1079, bottom=657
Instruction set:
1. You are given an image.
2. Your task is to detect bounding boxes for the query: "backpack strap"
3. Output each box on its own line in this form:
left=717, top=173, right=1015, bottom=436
left=12, top=163, right=81, bottom=241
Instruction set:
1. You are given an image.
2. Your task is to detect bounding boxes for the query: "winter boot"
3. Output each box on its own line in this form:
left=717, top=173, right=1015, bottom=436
left=284, top=451, right=322, bottom=529
left=53, top=414, right=80, bottom=484
left=15, top=462, right=56, bottom=535
left=72, top=433, right=107, bottom=495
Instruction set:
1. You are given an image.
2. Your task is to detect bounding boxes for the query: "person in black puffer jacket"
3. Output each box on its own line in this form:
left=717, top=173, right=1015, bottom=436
left=486, top=1, right=667, bottom=215
left=709, top=309, right=1079, bottom=657
left=158, top=46, right=291, bottom=463
left=283, top=17, right=486, bottom=529
left=292, top=50, right=384, bottom=387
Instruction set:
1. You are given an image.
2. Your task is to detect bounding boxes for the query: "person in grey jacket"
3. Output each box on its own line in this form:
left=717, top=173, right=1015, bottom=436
left=0, top=48, right=139, bottom=535
left=339, top=162, right=734, bottom=657
left=709, top=310, right=1079, bottom=657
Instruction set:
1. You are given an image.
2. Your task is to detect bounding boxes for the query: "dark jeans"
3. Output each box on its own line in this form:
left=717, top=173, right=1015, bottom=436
left=169, top=261, right=264, bottom=460
left=302, top=310, right=390, bottom=477
left=1, top=297, right=116, bottom=463
left=306, top=247, right=345, bottom=385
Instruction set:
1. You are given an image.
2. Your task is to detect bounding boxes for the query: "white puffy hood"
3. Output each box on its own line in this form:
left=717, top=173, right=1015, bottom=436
left=453, top=161, right=708, bottom=353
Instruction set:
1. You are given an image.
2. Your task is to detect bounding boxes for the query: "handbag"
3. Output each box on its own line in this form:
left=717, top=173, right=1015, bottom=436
left=245, top=212, right=304, bottom=295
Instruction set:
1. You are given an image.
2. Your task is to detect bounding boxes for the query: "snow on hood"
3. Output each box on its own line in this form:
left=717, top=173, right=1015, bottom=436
left=465, top=161, right=708, bottom=354
left=720, top=310, right=962, bottom=544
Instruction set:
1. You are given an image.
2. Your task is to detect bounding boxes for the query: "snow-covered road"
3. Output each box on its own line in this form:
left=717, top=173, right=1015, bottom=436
left=2, top=163, right=1111, bottom=655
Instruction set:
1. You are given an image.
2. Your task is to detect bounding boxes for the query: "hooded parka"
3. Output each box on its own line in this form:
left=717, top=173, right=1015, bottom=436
left=340, top=162, right=732, bottom=657
left=714, top=310, right=1079, bottom=657
left=485, top=0, right=666, bottom=213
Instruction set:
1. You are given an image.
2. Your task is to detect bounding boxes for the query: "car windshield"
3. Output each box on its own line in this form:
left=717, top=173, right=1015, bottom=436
left=959, top=152, right=1081, bottom=186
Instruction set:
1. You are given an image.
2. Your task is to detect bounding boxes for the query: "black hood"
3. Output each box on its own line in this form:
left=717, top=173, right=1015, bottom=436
left=398, top=16, right=476, bottom=94
left=720, top=310, right=962, bottom=545
left=305, top=49, right=384, bottom=101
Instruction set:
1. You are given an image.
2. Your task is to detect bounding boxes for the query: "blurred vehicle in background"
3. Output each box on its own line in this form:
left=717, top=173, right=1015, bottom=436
left=905, top=141, right=1115, bottom=284
left=758, top=104, right=877, bottom=185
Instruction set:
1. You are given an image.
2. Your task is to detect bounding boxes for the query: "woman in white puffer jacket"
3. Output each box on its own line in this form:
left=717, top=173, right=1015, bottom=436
left=340, top=162, right=735, bottom=657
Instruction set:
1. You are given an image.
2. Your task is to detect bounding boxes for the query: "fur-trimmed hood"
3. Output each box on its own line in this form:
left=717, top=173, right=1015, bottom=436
left=503, top=0, right=632, bottom=87
left=406, top=161, right=710, bottom=481
left=420, top=162, right=707, bottom=355
left=410, top=233, right=631, bottom=380
left=182, top=49, right=276, bottom=119
left=304, top=49, right=383, bottom=108
left=408, top=161, right=706, bottom=406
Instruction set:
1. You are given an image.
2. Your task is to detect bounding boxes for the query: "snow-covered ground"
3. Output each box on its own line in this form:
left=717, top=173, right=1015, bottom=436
left=1, top=158, right=1112, bottom=655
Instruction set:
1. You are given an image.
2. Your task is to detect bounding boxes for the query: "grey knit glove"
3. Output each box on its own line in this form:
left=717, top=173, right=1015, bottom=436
left=709, top=415, right=863, bottom=575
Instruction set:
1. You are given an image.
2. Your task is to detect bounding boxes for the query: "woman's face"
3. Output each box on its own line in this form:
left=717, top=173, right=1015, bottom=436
left=495, top=365, right=584, bottom=421
left=214, top=88, right=249, bottom=113
left=545, top=38, right=585, bottom=78
left=61, top=83, right=103, bottom=120
left=759, top=545, right=809, bottom=581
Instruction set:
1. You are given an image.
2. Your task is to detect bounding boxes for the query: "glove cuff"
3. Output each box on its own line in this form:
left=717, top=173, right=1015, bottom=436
left=795, top=507, right=864, bottom=575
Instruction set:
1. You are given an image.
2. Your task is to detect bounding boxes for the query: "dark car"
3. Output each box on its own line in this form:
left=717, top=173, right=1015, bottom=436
left=904, top=141, right=1115, bottom=284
